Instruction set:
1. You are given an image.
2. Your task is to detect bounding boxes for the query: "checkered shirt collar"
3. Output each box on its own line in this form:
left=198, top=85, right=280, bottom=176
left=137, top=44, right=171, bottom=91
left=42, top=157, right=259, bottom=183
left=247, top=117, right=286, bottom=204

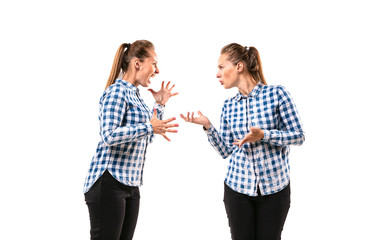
left=115, top=79, right=139, bottom=92
left=235, top=82, right=264, bottom=101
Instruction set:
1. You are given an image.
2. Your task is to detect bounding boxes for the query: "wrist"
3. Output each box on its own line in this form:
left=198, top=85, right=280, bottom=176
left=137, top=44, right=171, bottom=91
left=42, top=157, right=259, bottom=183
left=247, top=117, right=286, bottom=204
left=204, top=123, right=211, bottom=130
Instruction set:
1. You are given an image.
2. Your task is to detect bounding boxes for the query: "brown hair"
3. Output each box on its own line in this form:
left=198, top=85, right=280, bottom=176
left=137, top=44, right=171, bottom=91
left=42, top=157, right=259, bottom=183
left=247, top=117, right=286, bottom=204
left=105, top=40, right=155, bottom=90
left=221, top=43, right=267, bottom=85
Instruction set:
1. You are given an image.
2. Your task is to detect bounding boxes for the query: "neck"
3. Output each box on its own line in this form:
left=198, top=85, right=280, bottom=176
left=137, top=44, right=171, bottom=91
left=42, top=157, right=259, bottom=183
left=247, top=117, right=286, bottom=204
left=237, top=74, right=257, bottom=96
left=123, top=70, right=139, bottom=87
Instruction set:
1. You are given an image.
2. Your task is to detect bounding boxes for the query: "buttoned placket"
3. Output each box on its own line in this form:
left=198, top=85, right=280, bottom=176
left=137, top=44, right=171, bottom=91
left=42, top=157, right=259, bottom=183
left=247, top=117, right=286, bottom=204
left=240, top=90, right=262, bottom=196
left=135, top=89, right=151, bottom=119
left=249, top=97, right=262, bottom=195
left=134, top=88, right=152, bottom=185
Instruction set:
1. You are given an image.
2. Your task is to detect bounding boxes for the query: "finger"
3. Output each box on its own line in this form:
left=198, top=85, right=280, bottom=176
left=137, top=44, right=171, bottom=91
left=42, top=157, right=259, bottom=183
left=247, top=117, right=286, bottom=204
left=169, top=84, right=175, bottom=91
left=171, top=92, right=179, bottom=97
left=166, top=129, right=178, bottom=133
left=233, top=141, right=244, bottom=147
left=153, top=108, right=157, bottom=117
left=161, top=81, right=165, bottom=89
left=163, top=117, right=176, bottom=123
left=198, top=111, right=204, bottom=117
left=186, top=112, right=190, bottom=121
left=165, top=81, right=171, bottom=89
left=180, top=114, right=188, bottom=121
left=233, top=138, right=245, bottom=147
left=164, top=123, right=179, bottom=128
left=162, top=133, right=171, bottom=142
left=242, top=136, right=249, bottom=144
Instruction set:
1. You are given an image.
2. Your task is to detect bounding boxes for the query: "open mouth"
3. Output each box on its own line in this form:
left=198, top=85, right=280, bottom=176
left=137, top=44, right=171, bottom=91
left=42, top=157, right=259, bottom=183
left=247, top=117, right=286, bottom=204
left=147, top=73, right=156, bottom=84
left=147, top=74, right=155, bottom=85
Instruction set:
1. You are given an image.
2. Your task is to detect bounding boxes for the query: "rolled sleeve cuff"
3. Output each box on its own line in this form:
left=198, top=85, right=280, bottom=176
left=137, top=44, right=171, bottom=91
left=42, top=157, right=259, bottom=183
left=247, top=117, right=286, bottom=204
left=203, top=124, right=214, bottom=134
left=262, top=130, right=270, bottom=142
left=153, top=102, right=165, bottom=112
left=147, top=122, right=154, bottom=135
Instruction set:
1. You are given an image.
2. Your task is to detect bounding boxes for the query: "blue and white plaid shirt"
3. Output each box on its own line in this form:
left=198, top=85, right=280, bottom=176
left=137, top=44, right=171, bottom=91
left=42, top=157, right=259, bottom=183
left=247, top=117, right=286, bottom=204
left=205, top=83, right=304, bottom=196
left=83, top=79, right=164, bottom=193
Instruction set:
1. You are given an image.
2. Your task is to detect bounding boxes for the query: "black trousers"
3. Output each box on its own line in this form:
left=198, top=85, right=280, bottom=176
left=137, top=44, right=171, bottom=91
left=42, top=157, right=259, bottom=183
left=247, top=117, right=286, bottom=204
left=224, top=183, right=290, bottom=240
left=85, top=171, right=140, bottom=240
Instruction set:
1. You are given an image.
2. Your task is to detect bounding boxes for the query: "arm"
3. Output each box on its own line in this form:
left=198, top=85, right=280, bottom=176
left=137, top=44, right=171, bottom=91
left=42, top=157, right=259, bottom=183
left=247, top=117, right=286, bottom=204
left=180, top=109, right=234, bottom=159
left=204, top=113, right=234, bottom=159
left=262, top=86, right=305, bottom=146
left=152, top=102, right=165, bottom=120
left=100, top=90, right=153, bottom=146
left=148, top=103, right=165, bottom=143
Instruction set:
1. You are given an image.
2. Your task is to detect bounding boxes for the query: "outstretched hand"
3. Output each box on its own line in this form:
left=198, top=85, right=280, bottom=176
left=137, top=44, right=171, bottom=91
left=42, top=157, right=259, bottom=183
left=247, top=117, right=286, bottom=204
left=233, top=127, right=264, bottom=147
left=180, top=111, right=211, bottom=130
left=150, top=109, right=178, bottom=141
left=148, top=81, right=178, bottom=106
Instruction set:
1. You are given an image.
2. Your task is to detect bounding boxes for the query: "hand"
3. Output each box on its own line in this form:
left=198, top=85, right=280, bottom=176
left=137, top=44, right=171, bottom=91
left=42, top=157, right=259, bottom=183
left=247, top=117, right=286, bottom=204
left=180, top=111, right=211, bottom=130
left=148, top=81, right=178, bottom=106
left=233, top=127, right=264, bottom=147
left=150, top=109, right=178, bottom=141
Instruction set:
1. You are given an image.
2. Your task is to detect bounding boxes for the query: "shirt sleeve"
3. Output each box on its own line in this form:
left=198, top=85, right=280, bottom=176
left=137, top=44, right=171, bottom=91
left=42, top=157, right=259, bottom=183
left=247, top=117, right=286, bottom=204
left=153, top=102, right=165, bottom=120
left=100, top=89, right=153, bottom=146
left=262, top=86, right=305, bottom=146
left=204, top=103, right=234, bottom=159
left=148, top=103, right=166, bottom=143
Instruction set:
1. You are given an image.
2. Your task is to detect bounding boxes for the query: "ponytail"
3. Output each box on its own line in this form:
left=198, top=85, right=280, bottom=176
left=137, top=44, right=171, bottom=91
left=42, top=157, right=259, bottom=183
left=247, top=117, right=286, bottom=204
left=105, top=43, right=129, bottom=90
left=246, top=47, right=267, bottom=85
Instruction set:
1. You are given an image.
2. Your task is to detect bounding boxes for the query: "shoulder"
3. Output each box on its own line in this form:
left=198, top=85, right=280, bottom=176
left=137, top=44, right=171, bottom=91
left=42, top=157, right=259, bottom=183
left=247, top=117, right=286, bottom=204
left=223, top=95, right=237, bottom=107
left=260, top=85, right=290, bottom=97
left=261, top=84, right=286, bottom=93
left=100, top=82, right=128, bottom=104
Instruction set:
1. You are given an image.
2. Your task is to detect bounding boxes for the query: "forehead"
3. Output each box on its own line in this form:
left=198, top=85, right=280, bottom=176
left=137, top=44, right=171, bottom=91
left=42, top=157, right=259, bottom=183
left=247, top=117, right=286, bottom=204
left=148, top=49, right=158, bottom=62
left=218, top=53, right=230, bottom=64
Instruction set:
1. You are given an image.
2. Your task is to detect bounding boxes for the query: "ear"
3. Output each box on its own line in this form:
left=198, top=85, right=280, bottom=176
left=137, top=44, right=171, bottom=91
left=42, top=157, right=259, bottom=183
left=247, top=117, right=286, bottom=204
left=236, top=62, right=244, bottom=73
left=134, top=58, right=142, bottom=71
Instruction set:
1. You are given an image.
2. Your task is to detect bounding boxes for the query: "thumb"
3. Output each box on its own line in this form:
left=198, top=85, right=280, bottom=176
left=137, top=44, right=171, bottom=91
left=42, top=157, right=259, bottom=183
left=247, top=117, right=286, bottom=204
left=198, top=111, right=204, bottom=117
left=153, top=108, right=158, bottom=117
left=147, top=89, right=156, bottom=94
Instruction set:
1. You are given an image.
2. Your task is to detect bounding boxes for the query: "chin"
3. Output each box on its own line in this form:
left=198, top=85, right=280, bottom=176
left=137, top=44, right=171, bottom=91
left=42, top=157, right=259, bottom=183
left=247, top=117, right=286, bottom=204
left=141, top=80, right=150, bottom=88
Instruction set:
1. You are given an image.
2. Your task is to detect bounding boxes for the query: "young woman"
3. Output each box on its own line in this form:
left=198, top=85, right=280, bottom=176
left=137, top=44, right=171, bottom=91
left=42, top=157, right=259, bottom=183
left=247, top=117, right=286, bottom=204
left=84, top=40, right=178, bottom=240
left=181, top=43, right=305, bottom=240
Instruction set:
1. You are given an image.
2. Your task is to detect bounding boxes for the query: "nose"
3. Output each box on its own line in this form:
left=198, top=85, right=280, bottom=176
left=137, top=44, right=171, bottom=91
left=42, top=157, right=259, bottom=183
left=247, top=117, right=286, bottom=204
left=216, top=70, right=221, bottom=78
left=155, top=66, right=160, bottom=74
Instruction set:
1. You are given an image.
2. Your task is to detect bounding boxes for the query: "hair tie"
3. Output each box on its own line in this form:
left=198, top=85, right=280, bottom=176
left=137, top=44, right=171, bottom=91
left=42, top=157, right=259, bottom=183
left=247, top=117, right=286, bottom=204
left=126, top=43, right=131, bottom=49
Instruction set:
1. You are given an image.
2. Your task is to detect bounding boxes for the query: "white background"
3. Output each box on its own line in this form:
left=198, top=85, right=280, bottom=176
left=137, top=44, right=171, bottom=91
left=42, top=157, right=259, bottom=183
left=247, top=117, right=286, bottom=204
left=1, top=0, right=366, bottom=239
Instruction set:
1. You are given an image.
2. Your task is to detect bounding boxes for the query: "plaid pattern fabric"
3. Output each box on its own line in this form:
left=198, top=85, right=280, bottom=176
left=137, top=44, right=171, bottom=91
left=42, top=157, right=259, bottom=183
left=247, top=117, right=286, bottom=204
left=83, top=79, right=164, bottom=193
left=205, top=83, right=304, bottom=196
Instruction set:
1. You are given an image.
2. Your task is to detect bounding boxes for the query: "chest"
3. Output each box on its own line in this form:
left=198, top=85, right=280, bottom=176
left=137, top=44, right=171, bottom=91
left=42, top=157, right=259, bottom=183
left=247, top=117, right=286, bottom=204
left=123, top=94, right=152, bottom=124
left=224, top=97, right=280, bottom=135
